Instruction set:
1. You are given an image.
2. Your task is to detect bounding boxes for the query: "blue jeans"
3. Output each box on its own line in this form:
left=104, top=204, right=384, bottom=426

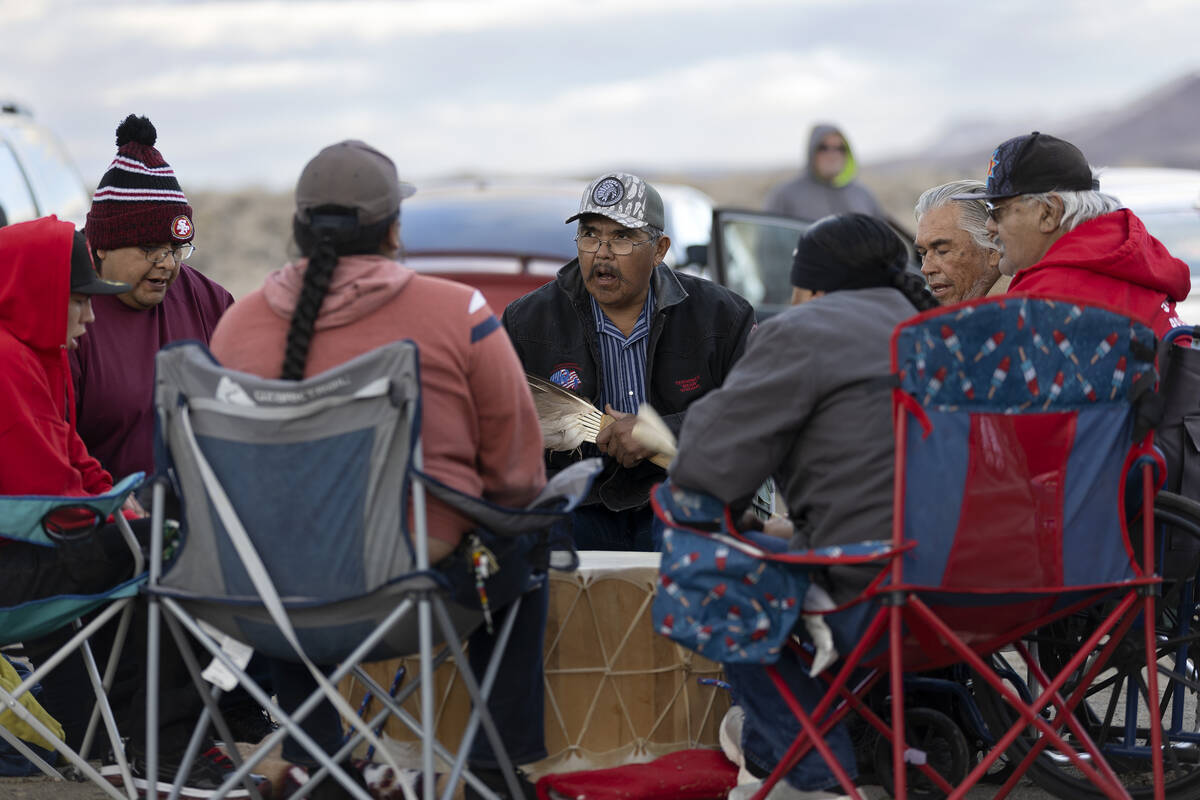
left=566, top=504, right=664, bottom=552
left=271, top=530, right=549, bottom=768
left=724, top=598, right=875, bottom=792
left=725, top=652, right=857, bottom=792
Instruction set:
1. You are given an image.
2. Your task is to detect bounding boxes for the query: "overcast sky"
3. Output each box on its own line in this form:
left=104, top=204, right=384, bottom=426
left=3, top=0, right=1198, bottom=191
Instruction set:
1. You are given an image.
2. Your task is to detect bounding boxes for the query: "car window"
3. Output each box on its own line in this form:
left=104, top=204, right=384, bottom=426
left=6, top=122, right=88, bottom=225
left=713, top=211, right=810, bottom=313
left=0, top=141, right=37, bottom=225
left=401, top=193, right=578, bottom=260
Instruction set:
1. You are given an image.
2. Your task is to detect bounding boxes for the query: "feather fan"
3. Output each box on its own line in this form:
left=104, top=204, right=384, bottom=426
left=526, top=373, right=603, bottom=451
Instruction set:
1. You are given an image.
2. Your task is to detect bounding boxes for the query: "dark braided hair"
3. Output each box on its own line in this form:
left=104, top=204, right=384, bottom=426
left=790, top=213, right=938, bottom=312
left=280, top=205, right=396, bottom=380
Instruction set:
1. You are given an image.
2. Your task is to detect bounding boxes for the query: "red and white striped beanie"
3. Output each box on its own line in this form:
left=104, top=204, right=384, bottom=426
left=85, top=114, right=194, bottom=250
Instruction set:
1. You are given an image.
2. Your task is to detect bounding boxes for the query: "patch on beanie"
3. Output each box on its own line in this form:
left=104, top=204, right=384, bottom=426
left=171, top=215, right=193, bottom=240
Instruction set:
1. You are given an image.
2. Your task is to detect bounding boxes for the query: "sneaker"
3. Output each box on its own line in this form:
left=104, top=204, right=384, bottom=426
left=215, top=703, right=279, bottom=745
left=463, top=765, right=536, bottom=800
left=103, top=745, right=273, bottom=799
left=719, top=705, right=758, bottom=786
left=277, top=759, right=427, bottom=800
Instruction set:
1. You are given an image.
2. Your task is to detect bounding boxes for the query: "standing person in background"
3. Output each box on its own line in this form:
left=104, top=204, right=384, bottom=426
left=764, top=124, right=885, bottom=221
left=914, top=179, right=1006, bottom=304
left=502, top=172, right=755, bottom=552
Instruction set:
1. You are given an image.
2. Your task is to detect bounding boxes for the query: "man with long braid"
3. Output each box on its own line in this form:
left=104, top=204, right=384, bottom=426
left=208, top=140, right=547, bottom=800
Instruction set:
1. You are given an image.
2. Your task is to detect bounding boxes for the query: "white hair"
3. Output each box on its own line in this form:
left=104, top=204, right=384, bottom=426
left=914, top=179, right=999, bottom=253
left=1023, top=170, right=1122, bottom=233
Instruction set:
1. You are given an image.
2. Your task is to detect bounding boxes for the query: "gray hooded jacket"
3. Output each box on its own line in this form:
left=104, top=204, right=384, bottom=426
left=764, top=123, right=885, bottom=222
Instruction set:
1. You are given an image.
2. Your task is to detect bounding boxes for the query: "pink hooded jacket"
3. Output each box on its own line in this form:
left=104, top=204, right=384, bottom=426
left=208, top=255, right=546, bottom=547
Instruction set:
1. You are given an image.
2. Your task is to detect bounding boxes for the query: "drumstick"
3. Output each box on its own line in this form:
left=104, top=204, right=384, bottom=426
left=600, top=413, right=673, bottom=469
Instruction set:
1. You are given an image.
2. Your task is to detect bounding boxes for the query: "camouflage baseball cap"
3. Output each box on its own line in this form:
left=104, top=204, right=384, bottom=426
left=953, top=131, right=1099, bottom=201
left=566, top=172, right=665, bottom=230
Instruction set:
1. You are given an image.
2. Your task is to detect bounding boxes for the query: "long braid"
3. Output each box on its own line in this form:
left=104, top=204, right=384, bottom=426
left=281, top=206, right=397, bottom=380
left=891, top=267, right=939, bottom=313
left=281, top=235, right=339, bottom=380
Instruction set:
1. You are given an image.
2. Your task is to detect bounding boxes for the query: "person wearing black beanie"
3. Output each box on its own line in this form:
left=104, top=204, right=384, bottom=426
left=788, top=213, right=937, bottom=311
left=669, top=214, right=934, bottom=796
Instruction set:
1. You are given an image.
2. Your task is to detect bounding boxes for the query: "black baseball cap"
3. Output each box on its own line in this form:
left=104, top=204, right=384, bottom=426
left=953, top=132, right=1099, bottom=201
left=70, top=230, right=130, bottom=295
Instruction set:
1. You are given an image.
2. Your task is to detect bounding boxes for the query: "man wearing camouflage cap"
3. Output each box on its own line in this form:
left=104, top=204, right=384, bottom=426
left=503, top=172, right=755, bottom=551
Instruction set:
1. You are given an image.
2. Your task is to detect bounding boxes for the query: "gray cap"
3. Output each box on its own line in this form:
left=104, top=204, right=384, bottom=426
left=566, top=172, right=665, bottom=230
left=294, top=140, right=416, bottom=226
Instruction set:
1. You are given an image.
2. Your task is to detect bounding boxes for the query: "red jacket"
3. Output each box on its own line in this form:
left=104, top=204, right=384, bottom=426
left=1009, top=209, right=1190, bottom=337
left=0, top=217, right=113, bottom=505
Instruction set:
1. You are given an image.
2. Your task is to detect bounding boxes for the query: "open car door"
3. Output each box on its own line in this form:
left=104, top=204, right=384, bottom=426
left=708, top=209, right=920, bottom=320
left=709, top=209, right=812, bottom=320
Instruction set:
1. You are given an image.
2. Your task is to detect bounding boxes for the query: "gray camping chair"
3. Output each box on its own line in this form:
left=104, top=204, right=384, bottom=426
left=146, top=340, right=599, bottom=800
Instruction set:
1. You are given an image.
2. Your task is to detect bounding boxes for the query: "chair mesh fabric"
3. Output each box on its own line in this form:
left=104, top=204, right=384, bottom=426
left=152, top=340, right=486, bottom=660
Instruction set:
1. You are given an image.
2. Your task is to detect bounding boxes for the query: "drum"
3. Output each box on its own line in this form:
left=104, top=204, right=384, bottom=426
left=340, top=552, right=730, bottom=773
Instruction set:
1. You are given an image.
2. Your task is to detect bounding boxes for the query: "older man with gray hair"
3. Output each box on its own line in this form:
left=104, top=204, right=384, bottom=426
left=955, top=131, right=1189, bottom=335
left=914, top=179, right=1005, bottom=304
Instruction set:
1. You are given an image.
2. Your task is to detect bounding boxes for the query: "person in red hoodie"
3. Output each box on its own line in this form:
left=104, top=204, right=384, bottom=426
left=0, top=217, right=138, bottom=599
left=955, top=131, right=1190, bottom=336
left=0, top=218, right=269, bottom=798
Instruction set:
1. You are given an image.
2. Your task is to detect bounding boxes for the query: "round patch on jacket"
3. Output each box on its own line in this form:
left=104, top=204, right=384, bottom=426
left=550, top=368, right=581, bottom=390
left=171, top=215, right=194, bottom=240
left=591, top=177, right=624, bottom=207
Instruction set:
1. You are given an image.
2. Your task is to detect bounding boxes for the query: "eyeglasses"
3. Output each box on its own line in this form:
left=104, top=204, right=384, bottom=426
left=138, top=243, right=195, bottom=264
left=816, top=144, right=847, bottom=153
left=985, top=198, right=1024, bottom=223
left=575, top=235, right=656, bottom=256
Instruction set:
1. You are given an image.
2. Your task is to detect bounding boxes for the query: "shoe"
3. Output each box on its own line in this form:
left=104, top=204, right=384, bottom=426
left=463, top=765, right=536, bottom=800
left=103, top=744, right=273, bottom=799
left=719, top=705, right=758, bottom=786
left=215, top=703, right=279, bottom=745
left=728, top=780, right=851, bottom=800
left=277, top=759, right=428, bottom=800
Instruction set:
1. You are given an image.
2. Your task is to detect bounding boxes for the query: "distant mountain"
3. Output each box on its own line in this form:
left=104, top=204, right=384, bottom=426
left=1061, top=71, right=1200, bottom=167
left=876, top=71, right=1200, bottom=174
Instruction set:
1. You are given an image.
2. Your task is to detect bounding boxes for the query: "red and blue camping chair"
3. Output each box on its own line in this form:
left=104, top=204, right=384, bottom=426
left=652, top=295, right=1194, bottom=800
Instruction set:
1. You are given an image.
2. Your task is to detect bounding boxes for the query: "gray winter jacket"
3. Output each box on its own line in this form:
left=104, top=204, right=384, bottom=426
left=763, top=123, right=885, bottom=222
left=671, top=287, right=918, bottom=595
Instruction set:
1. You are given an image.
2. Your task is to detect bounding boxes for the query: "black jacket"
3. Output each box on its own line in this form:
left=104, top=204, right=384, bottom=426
left=502, top=260, right=756, bottom=511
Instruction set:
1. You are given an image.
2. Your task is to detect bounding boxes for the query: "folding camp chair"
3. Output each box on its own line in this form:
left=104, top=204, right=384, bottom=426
left=0, top=473, right=146, bottom=800
left=653, top=295, right=1179, bottom=800
left=146, top=340, right=599, bottom=800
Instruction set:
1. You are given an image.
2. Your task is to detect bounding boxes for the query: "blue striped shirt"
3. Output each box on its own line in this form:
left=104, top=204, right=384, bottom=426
left=591, top=286, right=655, bottom=414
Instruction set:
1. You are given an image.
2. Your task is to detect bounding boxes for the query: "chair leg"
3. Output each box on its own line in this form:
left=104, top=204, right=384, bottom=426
left=158, top=599, right=373, bottom=800
left=160, top=611, right=263, bottom=800
left=430, top=594, right=523, bottom=800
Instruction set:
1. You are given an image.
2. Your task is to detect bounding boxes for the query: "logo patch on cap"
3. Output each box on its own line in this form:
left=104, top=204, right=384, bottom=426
left=171, top=215, right=193, bottom=240
left=591, top=177, right=625, bottom=207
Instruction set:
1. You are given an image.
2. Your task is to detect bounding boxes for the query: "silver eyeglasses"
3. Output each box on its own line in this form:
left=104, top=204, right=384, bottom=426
left=575, top=235, right=655, bottom=256
left=139, top=243, right=196, bottom=264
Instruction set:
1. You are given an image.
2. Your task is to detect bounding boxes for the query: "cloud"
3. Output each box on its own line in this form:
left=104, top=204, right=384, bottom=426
left=99, top=60, right=374, bottom=104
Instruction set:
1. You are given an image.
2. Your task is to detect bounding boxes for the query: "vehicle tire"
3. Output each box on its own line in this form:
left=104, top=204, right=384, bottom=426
left=872, top=707, right=970, bottom=800
left=971, top=616, right=1200, bottom=800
